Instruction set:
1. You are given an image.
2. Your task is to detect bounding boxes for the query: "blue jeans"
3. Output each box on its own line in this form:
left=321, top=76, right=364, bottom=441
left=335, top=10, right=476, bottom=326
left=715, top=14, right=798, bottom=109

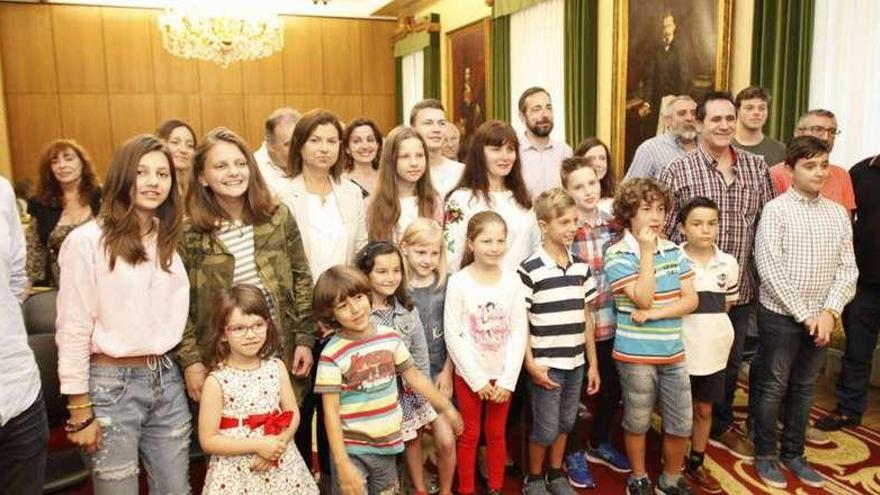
left=750, top=306, right=827, bottom=460
left=711, top=302, right=751, bottom=437
left=88, top=358, right=191, bottom=495
left=836, top=283, right=880, bottom=419
left=528, top=365, right=584, bottom=446
left=0, top=393, right=48, bottom=495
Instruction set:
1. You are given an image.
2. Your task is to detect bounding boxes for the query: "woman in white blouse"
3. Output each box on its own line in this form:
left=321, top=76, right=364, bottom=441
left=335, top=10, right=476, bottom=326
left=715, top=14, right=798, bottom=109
left=443, top=120, right=540, bottom=272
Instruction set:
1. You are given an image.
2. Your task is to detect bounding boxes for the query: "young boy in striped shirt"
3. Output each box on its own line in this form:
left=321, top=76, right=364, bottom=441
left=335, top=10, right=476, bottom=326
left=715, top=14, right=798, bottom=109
left=518, top=188, right=599, bottom=495
left=603, top=178, right=698, bottom=495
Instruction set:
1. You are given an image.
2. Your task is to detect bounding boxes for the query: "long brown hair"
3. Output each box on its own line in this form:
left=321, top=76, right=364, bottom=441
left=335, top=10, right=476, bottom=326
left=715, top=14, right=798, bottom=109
left=452, top=120, right=532, bottom=209
left=460, top=210, right=507, bottom=268
left=288, top=109, right=345, bottom=180
left=367, top=127, right=439, bottom=241
left=187, top=127, right=277, bottom=232
left=574, top=137, right=616, bottom=199
left=35, top=139, right=99, bottom=206
left=205, top=284, right=281, bottom=369
left=341, top=118, right=383, bottom=172
left=100, top=134, right=181, bottom=271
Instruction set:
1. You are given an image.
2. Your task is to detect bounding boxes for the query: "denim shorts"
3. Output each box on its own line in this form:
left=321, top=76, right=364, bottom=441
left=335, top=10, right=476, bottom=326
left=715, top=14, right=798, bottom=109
left=616, top=360, right=692, bottom=437
left=528, top=365, right=584, bottom=446
left=331, top=452, right=398, bottom=495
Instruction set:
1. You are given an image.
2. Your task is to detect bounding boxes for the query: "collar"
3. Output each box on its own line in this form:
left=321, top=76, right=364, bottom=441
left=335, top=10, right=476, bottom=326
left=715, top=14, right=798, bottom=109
left=680, top=242, right=725, bottom=268
left=662, top=132, right=694, bottom=151
left=519, top=130, right=556, bottom=152
left=785, top=186, right=822, bottom=204
left=622, top=230, right=662, bottom=258
left=696, top=143, right=738, bottom=169
left=374, top=298, right=408, bottom=317
left=580, top=208, right=612, bottom=228
left=538, top=245, right=574, bottom=269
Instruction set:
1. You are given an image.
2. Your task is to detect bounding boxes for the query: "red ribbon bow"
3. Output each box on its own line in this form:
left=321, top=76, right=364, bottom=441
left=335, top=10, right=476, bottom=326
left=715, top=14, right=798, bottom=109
left=243, top=410, right=293, bottom=435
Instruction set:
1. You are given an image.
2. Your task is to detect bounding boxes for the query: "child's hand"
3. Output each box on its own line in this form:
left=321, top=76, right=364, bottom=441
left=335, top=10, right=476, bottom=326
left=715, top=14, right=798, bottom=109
left=249, top=455, right=275, bottom=472
left=636, top=226, right=658, bottom=251
left=491, top=387, right=511, bottom=403
left=631, top=309, right=656, bottom=324
left=476, top=384, right=495, bottom=401
left=527, top=363, right=560, bottom=390
left=338, top=459, right=365, bottom=495
left=435, top=368, right=454, bottom=399
left=255, top=436, right=286, bottom=461
left=444, top=407, right=464, bottom=436
left=586, top=365, right=601, bottom=396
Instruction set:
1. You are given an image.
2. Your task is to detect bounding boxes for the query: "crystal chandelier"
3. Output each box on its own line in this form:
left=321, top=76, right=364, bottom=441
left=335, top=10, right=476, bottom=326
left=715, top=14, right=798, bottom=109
left=158, top=1, right=284, bottom=69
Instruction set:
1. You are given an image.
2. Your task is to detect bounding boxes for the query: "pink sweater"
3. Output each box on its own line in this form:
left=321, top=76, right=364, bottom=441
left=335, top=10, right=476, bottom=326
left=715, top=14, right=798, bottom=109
left=56, top=221, right=189, bottom=395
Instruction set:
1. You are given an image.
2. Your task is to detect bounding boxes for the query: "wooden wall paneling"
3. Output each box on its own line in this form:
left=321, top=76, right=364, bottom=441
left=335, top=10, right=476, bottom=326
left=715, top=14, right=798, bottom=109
left=59, top=94, right=113, bottom=176
left=324, top=95, right=363, bottom=126
left=5, top=95, right=62, bottom=182
left=157, top=94, right=203, bottom=136
left=321, top=19, right=363, bottom=95
left=149, top=11, right=200, bottom=94
left=52, top=6, right=108, bottom=94
left=285, top=95, right=326, bottom=115
left=198, top=61, right=243, bottom=95
left=362, top=95, right=397, bottom=133
left=242, top=52, right=284, bottom=95
left=0, top=4, right=57, bottom=94
left=109, top=94, right=157, bottom=147
left=243, top=95, right=286, bottom=149
left=102, top=8, right=154, bottom=94
left=201, top=95, right=245, bottom=137
left=360, top=20, right=396, bottom=96
left=282, top=16, right=324, bottom=95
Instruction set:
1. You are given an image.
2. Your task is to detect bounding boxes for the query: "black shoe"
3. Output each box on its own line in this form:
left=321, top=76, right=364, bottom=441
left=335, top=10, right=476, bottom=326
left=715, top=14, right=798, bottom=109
left=815, top=410, right=860, bottom=431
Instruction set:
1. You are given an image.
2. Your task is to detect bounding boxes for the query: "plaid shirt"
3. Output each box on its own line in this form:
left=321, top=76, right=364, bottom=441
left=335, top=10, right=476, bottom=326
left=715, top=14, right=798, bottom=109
left=659, top=144, right=775, bottom=306
left=755, top=188, right=857, bottom=321
left=570, top=210, right=620, bottom=341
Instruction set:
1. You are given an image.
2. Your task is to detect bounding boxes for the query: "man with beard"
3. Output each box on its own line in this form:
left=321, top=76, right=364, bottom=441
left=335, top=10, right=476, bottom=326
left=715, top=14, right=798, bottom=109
left=659, top=92, right=775, bottom=461
left=253, top=107, right=301, bottom=196
left=732, top=87, right=785, bottom=169
left=769, top=109, right=855, bottom=214
left=626, top=95, right=697, bottom=179
left=517, top=87, right=573, bottom=197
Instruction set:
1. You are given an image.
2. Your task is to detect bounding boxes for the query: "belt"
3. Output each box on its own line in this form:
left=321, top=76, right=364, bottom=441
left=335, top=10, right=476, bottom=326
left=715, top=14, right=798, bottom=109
left=219, top=410, right=293, bottom=435
left=91, top=353, right=173, bottom=370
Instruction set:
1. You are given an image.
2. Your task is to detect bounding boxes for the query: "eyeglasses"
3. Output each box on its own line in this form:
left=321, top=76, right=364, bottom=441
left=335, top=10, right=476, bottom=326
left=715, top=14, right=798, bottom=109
left=224, top=321, right=268, bottom=338
left=800, top=125, right=842, bottom=136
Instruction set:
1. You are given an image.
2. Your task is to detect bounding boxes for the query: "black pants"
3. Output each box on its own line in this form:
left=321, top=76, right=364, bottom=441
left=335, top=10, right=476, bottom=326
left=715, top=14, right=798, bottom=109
left=836, top=283, right=880, bottom=420
left=0, top=393, right=49, bottom=495
left=295, top=337, right=331, bottom=474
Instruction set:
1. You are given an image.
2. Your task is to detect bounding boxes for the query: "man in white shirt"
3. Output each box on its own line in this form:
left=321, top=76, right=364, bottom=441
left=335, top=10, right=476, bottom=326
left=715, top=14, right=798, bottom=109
left=0, top=176, right=47, bottom=494
left=253, top=107, right=301, bottom=197
left=411, top=99, right=465, bottom=197
left=517, top=87, right=573, bottom=197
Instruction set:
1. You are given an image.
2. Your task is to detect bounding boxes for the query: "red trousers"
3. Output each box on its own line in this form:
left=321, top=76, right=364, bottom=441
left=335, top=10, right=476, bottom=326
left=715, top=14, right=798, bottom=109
left=454, top=374, right=512, bottom=494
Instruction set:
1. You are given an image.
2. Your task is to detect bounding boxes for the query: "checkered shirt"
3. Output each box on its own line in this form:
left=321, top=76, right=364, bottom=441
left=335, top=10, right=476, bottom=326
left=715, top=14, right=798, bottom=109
left=569, top=210, right=620, bottom=341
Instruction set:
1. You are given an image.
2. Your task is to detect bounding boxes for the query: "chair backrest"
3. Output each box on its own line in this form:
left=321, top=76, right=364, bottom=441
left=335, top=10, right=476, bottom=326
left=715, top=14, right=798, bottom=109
left=23, top=289, right=58, bottom=335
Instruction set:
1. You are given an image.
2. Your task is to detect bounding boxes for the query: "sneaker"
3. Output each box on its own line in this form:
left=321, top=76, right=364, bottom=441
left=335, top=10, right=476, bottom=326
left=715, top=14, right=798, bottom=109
left=782, top=456, right=825, bottom=488
left=563, top=452, right=596, bottom=488
left=755, top=458, right=787, bottom=489
left=522, top=477, right=551, bottom=495
left=708, top=427, right=754, bottom=460
left=815, top=410, right=860, bottom=431
left=546, top=474, right=579, bottom=495
left=625, top=476, right=653, bottom=495
left=586, top=442, right=632, bottom=473
left=806, top=425, right=831, bottom=445
left=655, top=476, right=693, bottom=495
left=683, top=465, right=721, bottom=494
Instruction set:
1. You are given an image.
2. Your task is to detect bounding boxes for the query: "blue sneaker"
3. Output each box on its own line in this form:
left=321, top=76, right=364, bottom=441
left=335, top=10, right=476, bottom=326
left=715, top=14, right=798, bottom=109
left=585, top=442, right=632, bottom=473
left=563, top=451, right=595, bottom=488
left=755, top=458, right=787, bottom=489
left=782, top=456, right=825, bottom=488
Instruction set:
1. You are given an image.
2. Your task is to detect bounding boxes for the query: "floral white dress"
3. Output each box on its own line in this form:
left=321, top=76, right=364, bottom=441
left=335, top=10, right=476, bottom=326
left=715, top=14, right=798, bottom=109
left=203, top=359, right=318, bottom=494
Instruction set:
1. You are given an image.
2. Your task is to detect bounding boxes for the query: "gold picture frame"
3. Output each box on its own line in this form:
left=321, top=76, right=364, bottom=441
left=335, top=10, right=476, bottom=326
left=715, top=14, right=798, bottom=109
left=611, top=0, right=733, bottom=176
left=445, top=17, right=492, bottom=139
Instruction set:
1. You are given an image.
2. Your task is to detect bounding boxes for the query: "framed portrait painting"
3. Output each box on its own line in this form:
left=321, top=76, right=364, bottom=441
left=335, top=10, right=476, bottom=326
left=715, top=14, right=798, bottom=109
left=446, top=18, right=492, bottom=139
left=611, top=0, right=733, bottom=174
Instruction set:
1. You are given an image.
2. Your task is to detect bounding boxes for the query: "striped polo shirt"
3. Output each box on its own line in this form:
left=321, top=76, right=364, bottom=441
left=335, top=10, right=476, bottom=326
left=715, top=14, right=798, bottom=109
left=603, top=231, right=694, bottom=364
left=314, top=325, right=414, bottom=456
left=518, top=246, right=597, bottom=370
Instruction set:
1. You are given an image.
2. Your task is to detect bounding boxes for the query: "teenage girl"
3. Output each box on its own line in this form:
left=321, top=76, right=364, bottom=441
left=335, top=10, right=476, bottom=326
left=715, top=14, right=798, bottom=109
left=199, top=284, right=318, bottom=494
left=444, top=211, right=529, bottom=495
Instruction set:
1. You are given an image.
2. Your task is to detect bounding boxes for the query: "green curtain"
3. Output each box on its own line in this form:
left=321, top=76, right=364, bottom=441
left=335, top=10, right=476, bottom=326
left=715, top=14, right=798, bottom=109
left=751, top=0, right=814, bottom=141
left=423, top=13, right=441, bottom=100
left=490, top=15, right=511, bottom=122
left=395, top=57, right=403, bottom=124
left=493, top=0, right=545, bottom=18
left=564, top=0, right=598, bottom=146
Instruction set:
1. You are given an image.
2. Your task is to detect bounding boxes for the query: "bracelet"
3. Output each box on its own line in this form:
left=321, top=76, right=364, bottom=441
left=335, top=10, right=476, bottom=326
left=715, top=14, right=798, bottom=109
left=66, top=402, right=93, bottom=410
left=64, top=415, right=95, bottom=433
